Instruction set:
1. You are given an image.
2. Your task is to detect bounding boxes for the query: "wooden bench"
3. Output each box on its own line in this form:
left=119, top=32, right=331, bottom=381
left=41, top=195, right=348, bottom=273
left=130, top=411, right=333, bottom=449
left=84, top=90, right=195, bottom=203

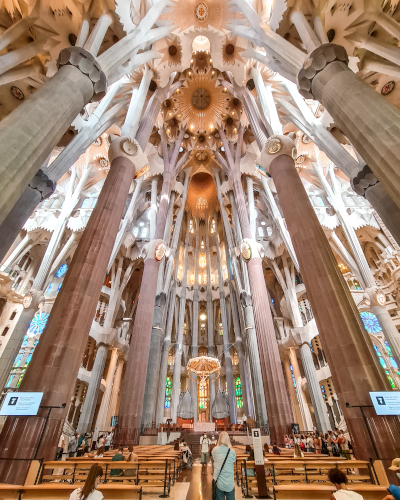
left=0, top=483, right=142, bottom=499
left=273, top=484, right=388, bottom=500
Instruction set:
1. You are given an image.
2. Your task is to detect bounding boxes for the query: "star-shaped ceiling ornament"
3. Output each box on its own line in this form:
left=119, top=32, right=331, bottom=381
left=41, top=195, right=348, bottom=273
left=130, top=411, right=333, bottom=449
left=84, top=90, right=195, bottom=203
left=157, top=36, right=183, bottom=67
left=222, top=36, right=245, bottom=66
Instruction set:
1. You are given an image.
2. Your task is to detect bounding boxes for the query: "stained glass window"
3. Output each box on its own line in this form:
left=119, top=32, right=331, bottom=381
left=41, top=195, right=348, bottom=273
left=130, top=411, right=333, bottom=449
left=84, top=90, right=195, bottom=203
left=5, top=374, right=14, bottom=388
left=13, top=353, right=23, bottom=367
left=373, top=344, right=387, bottom=368
left=360, top=312, right=382, bottom=334
left=164, top=377, right=172, bottom=408
left=25, top=350, right=34, bottom=366
left=386, top=371, right=396, bottom=389
left=27, top=312, right=50, bottom=336
left=233, top=349, right=239, bottom=365
left=82, top=198, right=91, bottom=208
left=57, top=283, right=62, bottom=293
left=290, top=364, right=300, bottom=403
left=199, top=379, right=208, bottom=409
left=235, top=377, right=243, bottom=408
left=55, top=264, right=68, bottom=278
left=21, top=335, right=28, bottom=347
left=45, top=283, right=53, bottom=293
left=385, top=340, right=399, bottom=370
left=320, top=385, right=326, bottom=399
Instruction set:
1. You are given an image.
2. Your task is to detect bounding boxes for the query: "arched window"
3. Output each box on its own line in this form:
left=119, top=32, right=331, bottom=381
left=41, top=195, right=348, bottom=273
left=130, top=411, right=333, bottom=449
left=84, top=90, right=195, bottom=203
left=316, top=196, right=325, bottom=206
left=373, top=344, right=387, bottom=368
left=266, top=227, right=273, bottom=236
left=141, top=227, right=148, bottom=238
left=164, top=377, right=172, bottom=408
left=360, top=312, right=382, bottom=334
left=55, top=264, right=68, bottom=278
left=199, top=379, right=208, bottom=409
left=45, top=283, right=53, bottom=294
left=1, top=326, right=9, bottom=336
left=133, top=227, right=139, bottom=237
left=290, top=364, right=300, bottom=403
left=257, top=227, right=264, bottom=237
left=235, top=377, right=243, bottom=408
left=27, top=312, right=50, bottom=336
left=9, top=310, right=17, bottom=320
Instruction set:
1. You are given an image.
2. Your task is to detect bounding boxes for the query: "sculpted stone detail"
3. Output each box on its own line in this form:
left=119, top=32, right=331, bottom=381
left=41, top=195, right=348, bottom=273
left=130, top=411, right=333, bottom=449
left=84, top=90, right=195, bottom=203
left=140, top=239, right=167, bottom=262
left=29, top=169, right=55, bottom=200
left=257, top=133, right=297, bottom=174
left=58, top=46, right=107, bottom=101
left=297, top=44, right=348, bottom=99
left=108, top=136, right=148, bottom=174
left=240, top=238, right=265, bottom=262
left=365, top=286, right=387, bottom=307
left=351, top=165, right=379, bottom=197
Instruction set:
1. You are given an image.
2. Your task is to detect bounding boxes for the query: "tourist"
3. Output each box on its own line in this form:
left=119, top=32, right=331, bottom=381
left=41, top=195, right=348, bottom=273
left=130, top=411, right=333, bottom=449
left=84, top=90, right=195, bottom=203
left=294, top=443, right=304, bottom=458
left=294, top=434, right=301, bottom=446
left=78, top=434, right=85, bottom=447
left=200, top=432, right=211, bottom=475
left=212, top=431, right=237, bottom=500
left=306, top=434, right=314, bottom=452
left=338, top=431, right=351, bottom=460
left=57, top=435, right=65, bottom=460
left=110, top=447, right=125, bottom=477
left=69, top=464, right=103, bottom=500
left=382, top=458, right=400, bottom=500
left=97, top=434, right=105, bottom=449
left=88, top=446, right=105, bottom=459
left=181, top=442, right=192, bottom=469
left=245, top=445, right=252, bottom=455
left=68, top=433, right=79, bottom=457
left=272, top=445, right=281, bottom=455
left=313, top=433, right=322, bottom=454
left=284, top=435, right=290, bottom=448
left=82, top=446, right=91, bottom=457
left=210, top=435, right=218, bottom=472
left=123, top=446, right=138, bottom=478
left=104, top=432, right=112, bottom=452
left=242, top=414, right=247, bottom=429
left=300, top=434, right=307, bottom=452
left=179, top=439, right=185, bottom=448
left=327, top=468, right=364, bottom=499
left=321, top=434, right=329, bottom=455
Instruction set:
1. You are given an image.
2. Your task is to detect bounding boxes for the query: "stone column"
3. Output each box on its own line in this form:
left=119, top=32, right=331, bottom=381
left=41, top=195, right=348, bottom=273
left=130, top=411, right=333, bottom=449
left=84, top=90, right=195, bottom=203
left=77, top=343, right=108, bottom=433
left=246, top=177, right=256, bottom=239
left=288, top=347, right=313, bottom=430
left=171, top=215, right=190, bottom=422
left=0, top=146, right=138, bottom=484
left=299, top=343, right=329, bottom=434
left=283, top=353, right=304, bottom=430
left=260, top=134, right=400, bottom=463
left=298, top=44, right=400, bottom=212
left=191, top=216, right=200, bottom=422
left=96, top=347, right=119, bottom=431
left=106, top=356, right=124, bottom=430
left=214, top=214, right=236, bottom=422
left=149, top=177, right=158, bottom=240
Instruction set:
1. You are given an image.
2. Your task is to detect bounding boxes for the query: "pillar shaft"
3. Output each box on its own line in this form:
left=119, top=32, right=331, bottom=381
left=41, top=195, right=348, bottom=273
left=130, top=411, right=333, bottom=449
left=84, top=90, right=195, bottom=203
left=96, top=347, right=119, bottom=431
left=77, top=343, right=108, bottom=434
left=106, top=357, right=124, bottom=431
left=0, top=154, right=136, bottom=485
left=269, top=152, right=400, bottom=463
left=283, top=353, right=304, bottom=430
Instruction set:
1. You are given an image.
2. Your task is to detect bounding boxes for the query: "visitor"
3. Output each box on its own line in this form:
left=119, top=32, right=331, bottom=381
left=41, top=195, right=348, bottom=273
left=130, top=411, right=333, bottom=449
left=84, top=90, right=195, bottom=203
left=68, top=433, right=79, bottom=457
left=327, top=468, right=364, bottom=499
left=294, top=434, right=301, bottom=446
left=381, top=458, right=400, bottom=500
left=179, top=439, right=185, bottom=448
left=306, top=434, right=314, bottom=452
left=284, top=435, right=290, bottom=448
left=123, top=446, right=138, bottom=478
left=78, top=434, right=85, bottom=447
left=200, top=432, right=211, bottom=475
left=104, top=432, right=112, bottom=452
left=242, top=414, right=247, bottom=429
left=69, top=464, right=103, bottom=500
left=288, top=435, right=294, bottom=448
left=82, top=446, right=91, bottom=457
left=294, top=443, right=304, bottom=458
left=338, top=431, right=351, bottom=460
left=210, top=435, right=218, bottom=472
left=181, top=442, right=192, bottom=469
left=313, top=433, right=322, bottom=454
left=110, top=447, right=125, bottom=477
left=272, top=445, right=281, bottom=455
left=321, top=434, right=329, bottom=455
left=212, top=431, right=237, bottom=500
left=245, top=445, right=252, bottom=455
left=89, top=446, right=105, bottom=459
left=97, top=434, right=105, bottom=449
left=300, top=434, right=307, bottom=452
left=57, top=435, right=65, bottom=460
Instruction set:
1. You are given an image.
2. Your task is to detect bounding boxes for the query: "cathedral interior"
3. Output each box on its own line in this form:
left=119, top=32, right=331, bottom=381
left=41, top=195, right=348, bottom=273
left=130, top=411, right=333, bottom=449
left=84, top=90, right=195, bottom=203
left=0, top=0, right=400, bottom=491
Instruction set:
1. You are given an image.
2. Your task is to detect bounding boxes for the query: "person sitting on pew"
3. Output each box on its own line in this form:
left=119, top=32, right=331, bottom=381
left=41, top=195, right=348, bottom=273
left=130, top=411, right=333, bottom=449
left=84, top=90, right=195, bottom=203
left=328, top=468, right=365, bottom=499
left=123, top=446, right=138, bottom=478
left=272, top=445, right=281, bottom=456
left=69, top=464, right=103, bottom=500
left=382, top=458, right=400, bottom=500
left=110, top=447, right=125, bottom=477
left=244, top=445, right=252, bottom=455
left=88, top=446, right=105, bottom=459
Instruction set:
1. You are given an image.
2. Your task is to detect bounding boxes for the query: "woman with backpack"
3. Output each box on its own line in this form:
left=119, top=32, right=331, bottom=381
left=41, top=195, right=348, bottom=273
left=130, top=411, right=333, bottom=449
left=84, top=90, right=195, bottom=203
left=212, top=432, right=237, bottom=500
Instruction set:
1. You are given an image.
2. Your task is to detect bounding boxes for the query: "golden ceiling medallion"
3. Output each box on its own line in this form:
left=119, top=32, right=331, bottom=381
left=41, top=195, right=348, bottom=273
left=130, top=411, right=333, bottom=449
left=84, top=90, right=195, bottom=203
left=195, top=151, right=207, bottom=162
left=266, top=137, right=281, bottom=154
left=195, top=2, right=208, bottom=21
left=192, top=88, right=210, bottom=110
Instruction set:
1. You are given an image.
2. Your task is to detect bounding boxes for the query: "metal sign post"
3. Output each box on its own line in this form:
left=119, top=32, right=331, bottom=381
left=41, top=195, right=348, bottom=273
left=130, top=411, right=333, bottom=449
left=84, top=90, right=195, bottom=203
left=251, top=428, right=268, bottom=498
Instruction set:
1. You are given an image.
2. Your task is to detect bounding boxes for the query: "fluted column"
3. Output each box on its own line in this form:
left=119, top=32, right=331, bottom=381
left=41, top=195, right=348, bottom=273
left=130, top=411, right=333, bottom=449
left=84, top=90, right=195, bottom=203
left=260, top=135, right=400, bottom=466
left=0, top=151, right=138, bottom=485
left=106, top=356, right=124, bottom=430
left=191, top=216, right=200, bottom=422
left=149, top=177, right=158, bottom=240
left=77, top=343, right=108, bottom=433
left=283, top=353, right=305, bottom=430
left=96, top=347, right=119, bottom=431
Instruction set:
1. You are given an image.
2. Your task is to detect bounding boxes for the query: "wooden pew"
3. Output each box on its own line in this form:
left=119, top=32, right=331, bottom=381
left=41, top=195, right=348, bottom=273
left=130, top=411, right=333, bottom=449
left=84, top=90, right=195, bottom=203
left=273, top=484, right=388, bottom=500
left=0, top=483, right=142, bottom=500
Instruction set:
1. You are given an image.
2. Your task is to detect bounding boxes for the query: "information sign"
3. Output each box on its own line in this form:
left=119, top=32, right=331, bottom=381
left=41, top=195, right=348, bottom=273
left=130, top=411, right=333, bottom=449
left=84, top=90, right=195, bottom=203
left=0, top=392, right=43, bottom=416
left=370, top=391, right=400, bottom=415
left=251, top=428, right=264, bottom=465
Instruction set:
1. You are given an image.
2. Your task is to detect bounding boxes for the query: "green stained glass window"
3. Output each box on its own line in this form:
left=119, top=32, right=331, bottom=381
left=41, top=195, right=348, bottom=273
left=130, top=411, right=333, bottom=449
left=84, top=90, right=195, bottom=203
left=164, top=376, right=172, bottom=408
left=235, top=377, right=243, bottom=408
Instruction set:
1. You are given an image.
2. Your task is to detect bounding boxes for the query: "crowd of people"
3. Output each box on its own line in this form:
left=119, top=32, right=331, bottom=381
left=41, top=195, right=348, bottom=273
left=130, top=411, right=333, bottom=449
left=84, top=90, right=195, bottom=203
left=283, top=429, right=351, bottom=459
left=60, top=431, right=115, bottom=460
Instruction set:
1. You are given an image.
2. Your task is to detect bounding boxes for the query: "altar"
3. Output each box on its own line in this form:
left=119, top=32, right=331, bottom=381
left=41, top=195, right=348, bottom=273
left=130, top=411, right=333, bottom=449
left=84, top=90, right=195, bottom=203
left=193, top=422, right=215, bottom=432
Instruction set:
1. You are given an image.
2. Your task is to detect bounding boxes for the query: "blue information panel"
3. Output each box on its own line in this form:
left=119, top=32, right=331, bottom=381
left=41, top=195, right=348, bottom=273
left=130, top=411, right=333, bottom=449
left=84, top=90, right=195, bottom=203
left=0, top=392, right=43, bottom=416
left=370, top=391, right=400, bottom=415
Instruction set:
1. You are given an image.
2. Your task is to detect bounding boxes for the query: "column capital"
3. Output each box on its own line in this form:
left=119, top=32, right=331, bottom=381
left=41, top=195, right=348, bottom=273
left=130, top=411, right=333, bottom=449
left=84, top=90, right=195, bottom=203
left=297, top=43, right=348, bottom=99
left=239, top=238, right=265, bottom=261
left=58, top=46, right=107, bottom=101
left=108, top=136, right=148, bottom=173
left=140, top=239, right=167, bottom=262
left=29, top=169, right=55, bottom=201
left=351, top=164, right=380, bottom=197
left=257, top=134, right=297, bottom=175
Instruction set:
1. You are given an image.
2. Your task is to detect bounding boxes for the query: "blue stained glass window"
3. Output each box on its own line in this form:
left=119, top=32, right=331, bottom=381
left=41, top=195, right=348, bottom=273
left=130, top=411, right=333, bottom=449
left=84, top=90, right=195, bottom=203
left=22, top=335, right=28, bottom=347
left=13, top=353, right=23, bottom=367
left=271, top=298, right=275, bottom=307
left=46, top=283, right=53, bottom=294
left=55, top=264, right=68, bottom=278
left=165, top=377, right=172, bottom=408
left=82, top=198, right=91, bottom=208
left=360, top=312, right=382, bottom=334
left=25, top=353, right=33, bottom=366
left=390, top=358, right=399, bottom=369
left=57, top=283, right=62, bottom=293
left=5, top=374, right=13, bottom=388
left=290, top=364, right=299, bottom=403
left=27, top=312, right=50, bottom=336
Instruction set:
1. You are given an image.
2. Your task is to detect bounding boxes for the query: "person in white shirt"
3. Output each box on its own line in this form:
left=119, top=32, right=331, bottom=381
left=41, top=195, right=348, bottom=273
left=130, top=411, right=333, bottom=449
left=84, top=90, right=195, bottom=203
left=242, top=414, right=247, bottom=429
left=328, top=468, right=365, bottom=500
left=200, top=433, right=211, bottom=475
left=69, top=464, right=103, bottom=500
